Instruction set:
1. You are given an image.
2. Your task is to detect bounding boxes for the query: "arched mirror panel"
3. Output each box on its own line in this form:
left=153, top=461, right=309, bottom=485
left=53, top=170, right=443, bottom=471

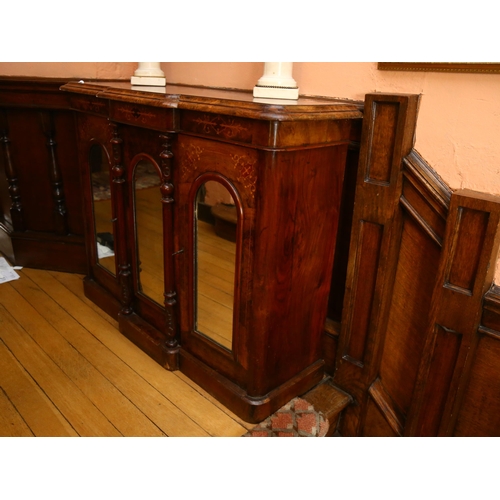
left=194, top=177, right=241, bottom=352
left=132, top=156, right=164, bottom=307
left=89, top=142, right=116, bottom=276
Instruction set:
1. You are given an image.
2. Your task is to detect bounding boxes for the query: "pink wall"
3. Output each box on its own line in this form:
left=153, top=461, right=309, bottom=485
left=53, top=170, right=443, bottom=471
left=164, top=62, right=500, bottom=196
left=0, top=62, right=136, bottom=80
left=1, top=62, right=499, bottom=280
left=161, top=62, right=262, bottom=90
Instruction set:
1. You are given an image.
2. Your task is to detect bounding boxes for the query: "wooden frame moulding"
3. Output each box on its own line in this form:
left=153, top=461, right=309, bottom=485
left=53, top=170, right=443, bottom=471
left=378, top=63, right=500, bottom=74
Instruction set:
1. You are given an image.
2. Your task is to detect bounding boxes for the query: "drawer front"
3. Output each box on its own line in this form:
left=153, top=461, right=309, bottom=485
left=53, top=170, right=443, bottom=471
left=70, top=95, right=109, bottom=116
left=181, top=109, right=255, bottom=145
left=110, top=101, right=174, bottom=131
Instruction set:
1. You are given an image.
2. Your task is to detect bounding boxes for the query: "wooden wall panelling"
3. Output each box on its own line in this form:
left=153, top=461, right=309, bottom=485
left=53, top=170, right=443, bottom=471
left=328, top=92, right=500, bottom=437
left=8, top=110, right=59, bottom=233
left=369, top=152, right=450, bottom=436
left=453, top=326, right=500, bottom=435
left=0, top=78, right=87, bottom=273
left=481, top=285, right=500, bottom=333
left=366, top=378, right=404, bottom=436
left=456, top=288, right=500, bottom=435
left=333, top=93, right=421, bottom=436
left=39, top=110, right=69, bottom=235
left=0, top=109, right=20, bottom=261
left=0, top=110, right=23, bottom=232
left=401, top=151, right=451, bottom=244
left=406, top=190, right=500, bottom=436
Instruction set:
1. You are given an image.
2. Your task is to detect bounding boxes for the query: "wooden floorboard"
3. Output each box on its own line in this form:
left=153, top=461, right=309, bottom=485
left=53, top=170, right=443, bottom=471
left=0, top=385, right=34, bottom=437
left=0, top=302, right=121, bottom=437
left=0, top=263, right=252, bottom=437
left=0, top=340, right=77, bottom=437
left=50, top=271, right=253, bottom=433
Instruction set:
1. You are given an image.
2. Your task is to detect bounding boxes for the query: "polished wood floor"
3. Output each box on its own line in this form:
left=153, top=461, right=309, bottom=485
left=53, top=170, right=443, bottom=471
left=0, top=263, right=253, bottom=437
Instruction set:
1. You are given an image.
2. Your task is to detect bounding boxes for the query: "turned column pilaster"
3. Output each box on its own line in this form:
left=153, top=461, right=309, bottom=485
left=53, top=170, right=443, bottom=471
left=159, top=132, right=180, bottom=369
left=110, top=123, right=133, bottom=315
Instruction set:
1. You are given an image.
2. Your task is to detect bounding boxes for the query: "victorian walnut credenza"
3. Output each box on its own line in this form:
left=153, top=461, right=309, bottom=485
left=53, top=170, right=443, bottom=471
left=59, top=81, right=362, bottom=422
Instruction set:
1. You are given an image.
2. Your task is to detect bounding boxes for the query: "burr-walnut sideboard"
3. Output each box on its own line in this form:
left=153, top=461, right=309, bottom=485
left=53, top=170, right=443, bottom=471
left=60, top=81, right=362, bottom=422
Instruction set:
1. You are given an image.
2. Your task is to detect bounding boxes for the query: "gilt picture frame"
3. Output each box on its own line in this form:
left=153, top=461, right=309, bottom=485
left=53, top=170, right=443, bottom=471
left=378, top=63, right=500, bottom=74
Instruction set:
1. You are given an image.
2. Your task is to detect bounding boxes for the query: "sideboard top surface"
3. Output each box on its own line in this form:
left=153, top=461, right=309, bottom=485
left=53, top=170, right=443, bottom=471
left=60, top=81, right=363, bottom=122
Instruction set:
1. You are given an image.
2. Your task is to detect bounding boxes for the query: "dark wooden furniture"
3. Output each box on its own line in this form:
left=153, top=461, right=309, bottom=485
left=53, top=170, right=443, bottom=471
left=61, top=81, right=362, bottom=422
left=0, top=78, right=86, bottom=273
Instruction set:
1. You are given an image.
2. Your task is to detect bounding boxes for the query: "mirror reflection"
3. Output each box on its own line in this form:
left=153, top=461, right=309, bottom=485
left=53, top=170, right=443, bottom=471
left=133, top=159, right=164, bottom=306
left=195, top=181, right=238, bottom=351
left=90, top=143, right=116, bottom=275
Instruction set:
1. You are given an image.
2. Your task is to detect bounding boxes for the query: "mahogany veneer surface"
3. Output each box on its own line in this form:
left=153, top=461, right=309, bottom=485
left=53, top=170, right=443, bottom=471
left=62, top=80, right=362, bottom=422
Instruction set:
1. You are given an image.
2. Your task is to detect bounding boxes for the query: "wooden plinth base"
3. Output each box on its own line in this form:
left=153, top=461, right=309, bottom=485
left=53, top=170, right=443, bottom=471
left=179, top=350, right=325, bottom=423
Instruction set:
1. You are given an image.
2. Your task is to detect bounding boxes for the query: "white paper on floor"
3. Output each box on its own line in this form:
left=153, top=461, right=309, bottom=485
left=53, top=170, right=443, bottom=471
left=97, top=242, right=115, bottom=259
left=0, top=257, right=21, bottom=284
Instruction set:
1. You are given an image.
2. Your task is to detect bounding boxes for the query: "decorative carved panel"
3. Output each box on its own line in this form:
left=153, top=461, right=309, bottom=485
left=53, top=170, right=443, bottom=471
left=365, top=102, right=399, bottom=185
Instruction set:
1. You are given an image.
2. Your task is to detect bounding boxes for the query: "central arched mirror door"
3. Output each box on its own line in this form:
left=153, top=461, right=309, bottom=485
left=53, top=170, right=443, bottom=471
left=193, top=176, right=242, bottom=352
left=132, top=156, right=164, bottom=306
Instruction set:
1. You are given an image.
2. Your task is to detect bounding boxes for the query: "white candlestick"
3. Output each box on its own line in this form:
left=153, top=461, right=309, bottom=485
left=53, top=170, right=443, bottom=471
left=253, top=62, right=299, bottom=100
left=131, top=62, right=166, bottom=87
